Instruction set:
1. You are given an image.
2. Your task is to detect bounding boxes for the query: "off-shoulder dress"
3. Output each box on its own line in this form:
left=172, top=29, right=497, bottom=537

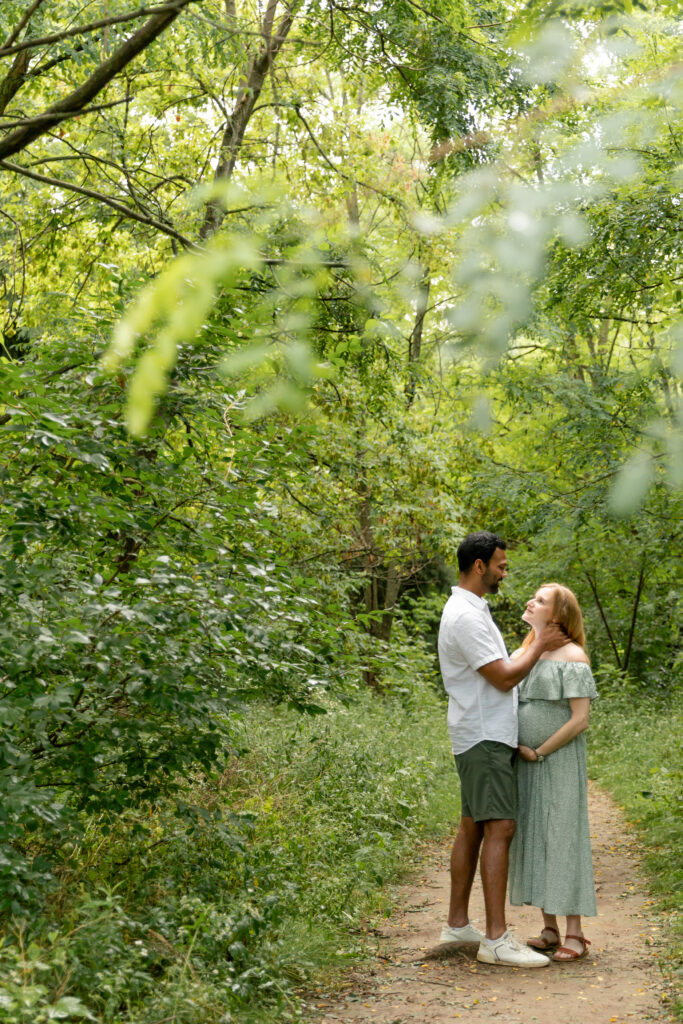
left=508, top=659, right=599, bottom=917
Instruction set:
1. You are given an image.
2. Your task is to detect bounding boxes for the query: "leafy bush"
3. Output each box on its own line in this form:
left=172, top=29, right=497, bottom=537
left=0, top=345, right=379, bottom=912
left=588, top=685, right=682, bottom=1017
left=0, top=690, right=454, bottom=1023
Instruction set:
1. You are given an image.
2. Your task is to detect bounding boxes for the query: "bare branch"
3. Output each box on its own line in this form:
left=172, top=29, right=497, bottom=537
left=623, top=560, right=646, bottom=674
left=26, top=48, right=80, bottom=80
left=294, top=105, right=402, bottom=205
left=584, top=571, right=622, bottom=669
left=0, top=96, right=128, bottom=128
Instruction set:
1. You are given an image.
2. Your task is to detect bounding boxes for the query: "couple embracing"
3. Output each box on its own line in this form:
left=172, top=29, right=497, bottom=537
left=437, top=531, right=598, bottom=967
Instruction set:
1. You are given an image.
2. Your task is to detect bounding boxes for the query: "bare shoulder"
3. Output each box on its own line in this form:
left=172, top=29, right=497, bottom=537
left=559, top=642, right=590, bottom=664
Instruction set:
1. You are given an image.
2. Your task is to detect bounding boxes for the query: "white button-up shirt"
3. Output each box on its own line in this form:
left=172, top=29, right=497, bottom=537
left=438, top=586, right=518, bottom=755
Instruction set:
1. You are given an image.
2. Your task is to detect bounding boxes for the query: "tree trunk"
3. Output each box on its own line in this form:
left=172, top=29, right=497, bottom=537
left=0, top=49, right=30, bottom=116
left=199, top=0, right=300, bottom=239
left=379, top=563, right=401, bottom=643
left=623, top=561, right=646, bottom=673
left=405, top=272, right=430, bottom=408
left=584, top=570, right=622, bottom=669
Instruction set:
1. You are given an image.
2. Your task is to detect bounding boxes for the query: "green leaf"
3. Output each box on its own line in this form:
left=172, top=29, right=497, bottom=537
left=609, top=450, right=654, bottom=516
left=47, top=996, right=96, bottom=1020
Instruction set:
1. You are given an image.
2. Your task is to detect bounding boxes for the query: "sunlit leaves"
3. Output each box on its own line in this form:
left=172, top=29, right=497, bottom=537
left=102, top=235, right=260, bottom=434
left=609, top=448, right=656, bottom=514
left=417, top=6, right=682, bottom=502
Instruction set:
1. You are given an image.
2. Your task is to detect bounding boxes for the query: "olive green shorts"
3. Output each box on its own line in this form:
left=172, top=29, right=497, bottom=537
left=454, top=741, right=517, bottom=823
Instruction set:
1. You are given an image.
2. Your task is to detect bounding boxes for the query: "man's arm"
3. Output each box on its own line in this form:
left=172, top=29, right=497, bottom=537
left=478, top=624, right=567, bottom=692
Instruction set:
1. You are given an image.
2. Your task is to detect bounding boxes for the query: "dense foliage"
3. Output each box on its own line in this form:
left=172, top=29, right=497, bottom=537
left=0, top=0, right=680, bottom=1020
left=0, top=691, right=455, bottom=1023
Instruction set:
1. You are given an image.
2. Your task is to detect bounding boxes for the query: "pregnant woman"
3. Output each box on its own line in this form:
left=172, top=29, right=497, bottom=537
left=508, top=583, right=598, bottom=962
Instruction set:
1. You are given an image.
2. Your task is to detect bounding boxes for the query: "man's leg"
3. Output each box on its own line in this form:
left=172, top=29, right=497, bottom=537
left=480, top=817, right=516, bottom=939
left=447, top=815, right=484, bottom=927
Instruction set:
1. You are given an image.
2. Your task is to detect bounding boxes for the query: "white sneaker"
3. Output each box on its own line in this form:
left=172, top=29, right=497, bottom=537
left=439, top=921, right=485, bottom=945
left=477, top=930, right=550, bottom=967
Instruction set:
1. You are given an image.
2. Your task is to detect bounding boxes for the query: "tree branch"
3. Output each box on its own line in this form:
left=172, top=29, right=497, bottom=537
left=2, top=0, right=48, bottom=51
left=584, top=570, right=622, bottom=669
left=0, top=3, right=190, bottom=58
left=0, top=0, right=198, bottom=161
left=200, top=0, right=301, bottom=238
left=623, top=560, right=646, bottom=674
left=0, top=96, right=128, bottom=128
left=0, top=158, right=196, bottom=248
left=294, top=105, right=402, bottom=203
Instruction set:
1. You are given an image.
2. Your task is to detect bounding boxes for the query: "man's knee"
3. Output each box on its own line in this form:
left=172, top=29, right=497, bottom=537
left=457, top=815, right=484, bottom=841
left=483, top=817, right=516, bottom=842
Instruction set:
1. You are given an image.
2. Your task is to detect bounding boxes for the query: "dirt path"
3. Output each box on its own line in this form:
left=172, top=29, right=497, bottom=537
left=308, top=782, right=672, bottom=1024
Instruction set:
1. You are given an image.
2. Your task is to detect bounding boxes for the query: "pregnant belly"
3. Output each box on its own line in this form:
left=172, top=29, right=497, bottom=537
left=517, top=700, right=571, bottom=748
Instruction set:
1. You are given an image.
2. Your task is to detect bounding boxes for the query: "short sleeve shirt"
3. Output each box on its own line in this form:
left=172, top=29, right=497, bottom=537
left=438, top=586, right=518, bottom=755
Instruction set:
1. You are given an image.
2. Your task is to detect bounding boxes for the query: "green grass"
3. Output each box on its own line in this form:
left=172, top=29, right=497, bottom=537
left=1, top=681, right=679, bottom=1024
left=588, top=688, right=682, bottom=1019
left=0, top=689, right=457, bottom=1024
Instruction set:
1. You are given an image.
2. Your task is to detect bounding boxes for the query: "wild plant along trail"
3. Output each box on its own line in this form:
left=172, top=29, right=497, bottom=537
left=312, top=783, right=670, bottom=1024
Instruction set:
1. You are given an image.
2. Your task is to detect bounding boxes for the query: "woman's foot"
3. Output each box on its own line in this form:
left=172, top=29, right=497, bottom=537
left=527, top=925, right=559, bottom=950
left=552, top=934, right=591, bottom=961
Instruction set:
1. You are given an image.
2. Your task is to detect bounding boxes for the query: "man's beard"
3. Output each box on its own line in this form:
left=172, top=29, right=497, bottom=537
left=483, top=573, right=500, bottom=594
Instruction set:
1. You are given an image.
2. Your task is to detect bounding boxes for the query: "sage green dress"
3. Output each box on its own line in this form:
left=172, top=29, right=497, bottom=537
left=509, top=660, right=598, bottom=917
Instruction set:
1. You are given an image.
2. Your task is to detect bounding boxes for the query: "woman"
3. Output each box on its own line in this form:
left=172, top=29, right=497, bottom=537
left=508, top=583, right=598, bottom=962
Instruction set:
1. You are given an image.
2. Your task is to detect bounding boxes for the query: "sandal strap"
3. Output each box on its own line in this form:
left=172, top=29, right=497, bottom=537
left=527, top=925, right=560, bottom=949
left=564, top=935, right=590, bottom=945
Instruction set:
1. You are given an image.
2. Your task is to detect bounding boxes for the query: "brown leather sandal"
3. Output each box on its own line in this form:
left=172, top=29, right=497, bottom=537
left=527, top=925, right=560, bottom=950
left=552, top=935, right=591, bottom=962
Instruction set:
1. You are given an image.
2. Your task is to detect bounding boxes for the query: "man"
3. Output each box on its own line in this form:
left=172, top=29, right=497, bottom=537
left=437, top=531, right=565, bottom=968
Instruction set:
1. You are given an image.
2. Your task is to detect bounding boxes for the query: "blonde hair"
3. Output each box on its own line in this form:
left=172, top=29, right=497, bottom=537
left=520, top=583, right=587, bottom=654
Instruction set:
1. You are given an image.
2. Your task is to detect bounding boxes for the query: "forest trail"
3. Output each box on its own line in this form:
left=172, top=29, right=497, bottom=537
left=310, top=782, right=671, bottom=1024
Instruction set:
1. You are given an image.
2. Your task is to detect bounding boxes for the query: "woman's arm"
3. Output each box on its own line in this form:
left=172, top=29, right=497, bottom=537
left=518, top=697, right=591, bottom=762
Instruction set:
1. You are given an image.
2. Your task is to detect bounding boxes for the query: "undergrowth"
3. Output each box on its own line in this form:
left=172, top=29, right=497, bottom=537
left=0, top=689, right=455, bottom=1024
left=588, top=682, right=682, bottom=1019
left=1, top=675, right=679, bottom=1024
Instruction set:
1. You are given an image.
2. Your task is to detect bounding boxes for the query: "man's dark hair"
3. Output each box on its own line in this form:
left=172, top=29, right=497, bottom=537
left=457, top=531, right=507, bottom=573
